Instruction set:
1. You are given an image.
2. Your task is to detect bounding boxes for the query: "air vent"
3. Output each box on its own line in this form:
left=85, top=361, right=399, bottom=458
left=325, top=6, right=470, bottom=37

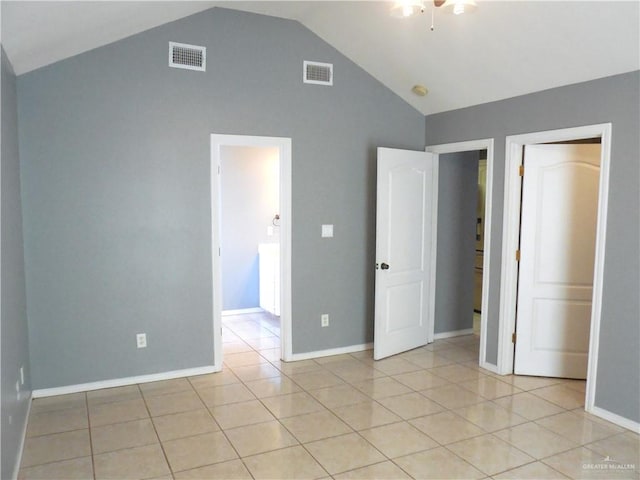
left=303, top=61, right=333, bottom=86
left=169, top=42, right=206, bottom=72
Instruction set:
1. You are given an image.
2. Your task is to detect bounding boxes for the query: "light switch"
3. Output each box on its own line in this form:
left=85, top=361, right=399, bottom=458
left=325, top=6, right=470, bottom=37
left=321, top=224, right=334, bottom=238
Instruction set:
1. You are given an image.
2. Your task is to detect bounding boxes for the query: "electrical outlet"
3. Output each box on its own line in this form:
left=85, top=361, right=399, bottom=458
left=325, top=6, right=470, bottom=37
left=321, top=314, right=329, bottom=327
left=136, top=333, right=147, bottom=348
left=20, top=366, right=24, bottom=385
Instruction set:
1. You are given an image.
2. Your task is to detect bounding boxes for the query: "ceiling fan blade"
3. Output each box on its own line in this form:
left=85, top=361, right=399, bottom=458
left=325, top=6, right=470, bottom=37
left=434, top=0, right=446, bottom=6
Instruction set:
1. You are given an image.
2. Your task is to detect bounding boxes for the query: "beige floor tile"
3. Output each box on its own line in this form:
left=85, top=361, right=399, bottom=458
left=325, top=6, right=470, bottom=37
left=332, top=401, right=401, bottom=430
left=271, top=359, right=323, bottom=375
left=162, top=431, right=237, bottom=472
left=27, top=407, right=88, bottom=437
left=437, top=346, right=479, bottom=362
left=243, top=445, right=328, bottom=479
left=91, top=418, right=158, bottom=454
left=30, top=393, right=86, bottom=414
left=333, top=461, right=411, bottom=479
left=410, top=411, right=485, bottom=444
left=18, top=456, right=93, bottom=480
left=288, top=370, right=344, bottom=390
left=562, top=379, right=587, bottom=393
left=152, top=408, right=219, bottom=441
left=314, top=354, right=356, bottom=365
left=447, top=434, right=535, bottom=476
left=378, top=392, right=444, bottom=419
left=493, top=461, right=570, bottom=479
left=372, top=357, right=422, bottom=375
left=210, top=399, right=275, bottom=429
left=431, top=364, right=486, bottom=383
left=393, top=370, right=451, bottom=391
left=88, top=397, right=149, bottom=427
left=333, top=365, right=385, bottom=383
left=258, top=348, right=281, bottom=362
left=494, top=422, right=578, bottom=459
left=500, top=375, right=564, bottom=391
left=246, top=336, right=280, bottom=350
left=459, top=376, right=523, bottom=399
left=224, top=351, right=268, bottom=367
left=536, top=411, right=624, bottom=444
left=543, top=446, right=638, bottom=479
left=225, top=420, right=298, bottom=456
left=188, top=370, right=240, bottom=389
left=223, top=340, right=254, bottom=355
left=231, top=363, right=282, bottom=381
left=304, top=433, right=386, bottom=475
left=394, top=446, right=485, bottom=479
left=245, top=376, right=301, bottom=398
left=309, top=384, right=370, bottom=408
left=261, top=391, right=325, bottom=419
left=422, top=384, right=487, bottom=409
left=139, top=378, right=193, bottom=397
left=174, top=459, right=252, bottom=479
left=531, top=384, right=586, bottom=409
left=493, top=392, right=565, bottom=420
left=359, top=421, right=438, bottom=458
left=145, top=389, right=204, bottom=417
left=93, top=443, right=170, bottom=479
left=402, top=350, right=455, bottom=369
left=21, top=429, right=91, bottom=467
left=455, top=401, right=528, bottom=432
left=198, top=383, right=256, bottom=407
left=353, top=376, right=413, bottom=399
left=586, top=431, right=640, bottom=467
left=87, top=385, right=142, bottom=406
left=280, top=410, right=352, bottom=443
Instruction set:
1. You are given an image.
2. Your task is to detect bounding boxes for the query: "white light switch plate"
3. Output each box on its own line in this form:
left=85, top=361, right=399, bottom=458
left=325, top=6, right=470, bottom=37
left=321, top=224, right=334, bottom=238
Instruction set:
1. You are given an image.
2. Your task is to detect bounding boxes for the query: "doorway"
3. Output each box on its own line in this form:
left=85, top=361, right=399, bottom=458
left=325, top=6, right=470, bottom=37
left=499, top=124, right=612, bottom=414
left=210, top=134, right=293, bottom=370
left=426, top=139, right=495, bottom=372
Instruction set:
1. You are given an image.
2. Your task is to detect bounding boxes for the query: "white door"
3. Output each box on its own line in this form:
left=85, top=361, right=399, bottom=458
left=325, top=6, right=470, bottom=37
left=374, top=147, right=436, bottom=360
left=515, top=144, right=600, bottom=378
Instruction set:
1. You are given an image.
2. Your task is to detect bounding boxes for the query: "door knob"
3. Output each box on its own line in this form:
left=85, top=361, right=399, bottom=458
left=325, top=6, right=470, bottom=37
left=381, top=263, right=390, bottom=270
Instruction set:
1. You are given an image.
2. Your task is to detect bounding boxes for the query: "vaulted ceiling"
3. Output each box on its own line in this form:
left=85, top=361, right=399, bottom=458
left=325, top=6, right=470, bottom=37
left=2, top=1, right=639, bottom=115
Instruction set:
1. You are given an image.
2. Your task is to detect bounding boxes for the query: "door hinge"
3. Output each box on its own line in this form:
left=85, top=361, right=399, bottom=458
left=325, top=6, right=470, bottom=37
left=519, top=164, right=524, bottom=177
left=512, top=332, right=517, bottom=344
left=515, top=249, right=521, bottom=262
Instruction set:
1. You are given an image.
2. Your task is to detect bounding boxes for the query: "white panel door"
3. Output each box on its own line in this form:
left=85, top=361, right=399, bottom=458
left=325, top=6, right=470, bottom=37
left=515, top=144, right=600, bottom=378
left=374, top=147, right=436, bottom=360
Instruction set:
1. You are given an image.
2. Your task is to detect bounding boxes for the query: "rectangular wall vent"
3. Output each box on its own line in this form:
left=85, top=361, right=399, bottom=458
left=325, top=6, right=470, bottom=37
left=169, top=42, right=206, bottom=72
left=303, top=61, right=333, bottom=85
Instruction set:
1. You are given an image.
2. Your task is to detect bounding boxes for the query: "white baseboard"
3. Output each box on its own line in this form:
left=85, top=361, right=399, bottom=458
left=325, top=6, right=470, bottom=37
left=434, top=328, right=474, bottom=340
left=589, top=405, right=640, bottom=434
left=12, top=394, right=32, bottom=480
left=32, top=365, right=219, bottom=398
left=222, top=308, right=263, bottom=316
left=289, top=343, right=373, bottom=362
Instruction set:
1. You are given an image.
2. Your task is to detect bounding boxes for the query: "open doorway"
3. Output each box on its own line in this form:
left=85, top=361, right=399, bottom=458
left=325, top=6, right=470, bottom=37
left=426, top=139, right=495, bottom=372
left=219, top=145, right=282, bottom=361
left=210, top=135, right=293, bottom=370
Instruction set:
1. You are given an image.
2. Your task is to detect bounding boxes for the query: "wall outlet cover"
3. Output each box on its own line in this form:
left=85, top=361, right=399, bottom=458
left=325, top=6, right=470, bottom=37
left=321, top=224, right=334, bottom=238
left=136, top=333, right=147, bottom=348
left=321, top=314, right=329, bottom=327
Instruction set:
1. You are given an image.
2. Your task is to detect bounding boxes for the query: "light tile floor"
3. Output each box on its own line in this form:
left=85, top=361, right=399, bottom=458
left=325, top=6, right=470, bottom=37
left=19, top=313, right=639, bottom=479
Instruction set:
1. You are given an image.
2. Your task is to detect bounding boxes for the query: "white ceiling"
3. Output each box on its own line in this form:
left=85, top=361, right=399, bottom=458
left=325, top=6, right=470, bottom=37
left=2, top=1, right=639, bottom=115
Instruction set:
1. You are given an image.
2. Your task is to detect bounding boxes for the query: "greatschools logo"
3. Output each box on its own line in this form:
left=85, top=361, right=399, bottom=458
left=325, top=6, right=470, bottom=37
left=583, top=455, right=636, bottom=471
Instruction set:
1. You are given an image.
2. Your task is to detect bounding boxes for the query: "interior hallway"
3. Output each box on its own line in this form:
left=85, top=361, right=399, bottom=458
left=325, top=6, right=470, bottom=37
left=19, top=318, right=639, bottom=479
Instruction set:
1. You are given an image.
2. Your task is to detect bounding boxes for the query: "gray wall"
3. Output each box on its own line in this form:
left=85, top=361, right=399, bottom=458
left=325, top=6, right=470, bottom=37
left=221, top=146, right=279, bottom=311
left=425, top=71, right=640, bottom=423
left=1, top=47, right=32, bottom=480
left=17, top=7, right=426, bottom=389
left=435, top=151, right=479, bottom=334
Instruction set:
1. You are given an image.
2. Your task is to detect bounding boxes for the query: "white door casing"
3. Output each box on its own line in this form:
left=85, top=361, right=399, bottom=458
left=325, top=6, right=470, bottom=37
left=514, top=144, right=601, bottom=379
left=374, top=147, right=437, bottom=360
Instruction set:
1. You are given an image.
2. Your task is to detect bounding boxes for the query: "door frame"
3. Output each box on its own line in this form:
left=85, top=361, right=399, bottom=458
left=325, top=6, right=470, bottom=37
left=426, top=138, right=495, bottom=372
left=498, top=123, right=612, bottom=414
left=210, top=134, right=293, bottom=370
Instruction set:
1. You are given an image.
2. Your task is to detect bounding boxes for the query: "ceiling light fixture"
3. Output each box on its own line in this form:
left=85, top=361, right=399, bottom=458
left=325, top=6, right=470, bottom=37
left=390, top=0, right=425, bottom=18
left=441, top=0, right=477, bottom=15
